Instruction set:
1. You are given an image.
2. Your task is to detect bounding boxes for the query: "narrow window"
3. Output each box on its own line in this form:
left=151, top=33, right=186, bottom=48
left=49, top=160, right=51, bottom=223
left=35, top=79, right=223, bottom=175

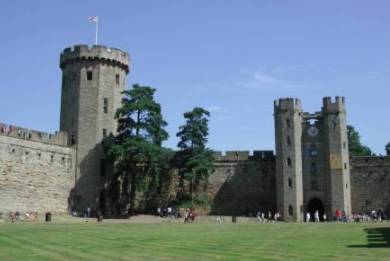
left=288, top=177, right=292, bottom=188
left=287, top=157, right=292, bottom=167
left=71, top=134, right=76, bottom=145
left=309, top=144, right=317, bottom=157
left=103, top=129, right=107, bottom=138
left=100, top=159, right=106, bottom=177
left=103, top=98, right=108, bottom=114
left=62, top=157, right=65, bottom=164
left=311, top=162, right=317, bottom=175
left=37, top=152, right=41, bottom=159
left=343, top=142, right=346, bottom=149
left=87, top=71, right=93, bottom=80
left=25, top=151, right=29, bottom=155
left=346, top=183, right=348, bottom=189
left=115, top=74, right=120, bottom=85
left=286, top=118, right=291, bottom=128
left=344, top=162, right=347, bottom=169
left=50, top=155, right=54, bottom=163
left=288, top=205, right=293, bottom=216
left=287, top=136, right=291, bottom=146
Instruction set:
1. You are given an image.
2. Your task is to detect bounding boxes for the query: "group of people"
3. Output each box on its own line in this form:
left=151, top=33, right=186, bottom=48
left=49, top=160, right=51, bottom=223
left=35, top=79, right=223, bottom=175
left=256, top=211, right=281, bottom=223
left=157, top=206, right=181, bottom=219
left=1, top=211, right=38, bottom=223
left=184, top=208, right=196, bottom=223
left=305, top=210, right=326, bottom=222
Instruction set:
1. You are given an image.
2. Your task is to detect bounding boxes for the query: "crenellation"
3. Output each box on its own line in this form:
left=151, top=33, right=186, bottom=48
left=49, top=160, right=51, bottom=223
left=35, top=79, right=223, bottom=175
left=0, top=122, right=68, bottom=146
left=60, top=45, right=130, bottom=73
left=214, top=150, right=274, bottom=162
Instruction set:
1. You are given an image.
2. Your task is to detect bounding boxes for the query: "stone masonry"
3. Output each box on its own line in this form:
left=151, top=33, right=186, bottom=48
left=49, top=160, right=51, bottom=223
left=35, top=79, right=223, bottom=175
left=0, top=44, right=389, bottom=220
left=0, top=125, right=74, bottom=213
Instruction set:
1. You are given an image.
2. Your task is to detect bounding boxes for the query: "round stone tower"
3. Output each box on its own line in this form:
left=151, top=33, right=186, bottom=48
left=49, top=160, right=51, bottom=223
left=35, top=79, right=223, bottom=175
left=59, top=45, right=130, bottom=211
left=386, top=143, right=390, bottom=156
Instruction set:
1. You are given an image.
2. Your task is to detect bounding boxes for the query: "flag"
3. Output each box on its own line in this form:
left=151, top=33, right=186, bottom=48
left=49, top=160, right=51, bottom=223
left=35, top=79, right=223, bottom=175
left=88, top=16, right=98, bottom=22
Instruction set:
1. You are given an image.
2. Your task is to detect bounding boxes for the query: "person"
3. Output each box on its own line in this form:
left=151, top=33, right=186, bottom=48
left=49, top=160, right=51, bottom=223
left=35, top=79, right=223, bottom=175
left=323, top=213, right=327, bottom=222
left=167, top=207, right=172, bottom=218
left=256, top=211, right=262, bottom=222
left=306, top=212, right=311, bottom=222
left=267, top=211, right=272, bottom=223
left=157, top=207, right=161, bottom=217
left=274, top=212, right=279, bottom=222
left=314, top=210, right=320, bottom=222
left=216, top=216, right=222, bottom=223
left=86, top=207, right=91, bottom=218
left=261, top=212, right=265, bottom=222
left=335, top=209, right=341, bottom=221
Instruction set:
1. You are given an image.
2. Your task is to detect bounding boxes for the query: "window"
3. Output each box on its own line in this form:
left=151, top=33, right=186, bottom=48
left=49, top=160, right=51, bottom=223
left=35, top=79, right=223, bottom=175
left=37, top=152, right=41, bottom=159
left=71, top=134, right=76, bottom=145
left=103, top=98, right=108, bottom=113
left=100, top=159, right=106, bottom=177
left=62, top=157, right=65, bottom=164
left=288, top=177, right=292, bottom=188
left=311, top=179, right=318, bottom=190
left=287, top=136, right=291, bottom=146
left=344, top=162, right=348, bottom=170
left=116, top=74, right=120, bottom=85
left=343, top=142, right=346, bottom=149
left=332, top=121, right=336, bottom=129
left=310, top=162, right=317, bottom=175
left=87, top=71, right=93, bottom=80
left=103, top=129, right=107, bottom=138
left=287, top=157, right=292, bottom=167
left=346, top=183, right=348, bottom=189
left=50, top=155, right=54, bottom=163
left=309, top=144, right=317, bottom=157
left=286, top=118, right=291, bottom=128
left=288, top=205, right=293, bottom=216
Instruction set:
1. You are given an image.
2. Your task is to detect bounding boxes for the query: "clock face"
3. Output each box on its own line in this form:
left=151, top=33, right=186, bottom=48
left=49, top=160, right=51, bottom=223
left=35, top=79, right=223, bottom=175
left=308, top=126, right=319, bottom=137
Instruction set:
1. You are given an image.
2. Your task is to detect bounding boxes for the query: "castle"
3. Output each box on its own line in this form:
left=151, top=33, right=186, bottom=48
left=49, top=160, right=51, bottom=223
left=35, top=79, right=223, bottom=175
left=1, top=45, right=389, bottom=220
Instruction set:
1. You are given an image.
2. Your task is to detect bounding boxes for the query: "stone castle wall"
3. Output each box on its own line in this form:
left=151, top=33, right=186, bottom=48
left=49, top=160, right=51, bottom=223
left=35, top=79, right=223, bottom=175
left=0, top=128, right=75, bottom=214
left=209, top=151, right=276, bottom=215
left=350, top=156, right=390, bottom=216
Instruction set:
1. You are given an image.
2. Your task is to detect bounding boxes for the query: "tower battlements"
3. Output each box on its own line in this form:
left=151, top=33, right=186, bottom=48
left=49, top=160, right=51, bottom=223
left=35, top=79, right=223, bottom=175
left=274, top=98, right=302, bottom=112
left=322, top=96, right=345, bottom=113
left=60, top=45, right=130, bottom=73
left=0, top=122, right=68, bottom=146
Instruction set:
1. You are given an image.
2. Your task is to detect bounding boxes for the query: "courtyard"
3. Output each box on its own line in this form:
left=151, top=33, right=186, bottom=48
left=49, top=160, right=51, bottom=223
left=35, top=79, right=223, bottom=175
left=0, top=217, right=388, bottom=260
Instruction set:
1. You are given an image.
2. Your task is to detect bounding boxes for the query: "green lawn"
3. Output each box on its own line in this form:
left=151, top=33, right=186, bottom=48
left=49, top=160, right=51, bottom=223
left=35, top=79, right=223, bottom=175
left=0, top=221, right=389, bottom=260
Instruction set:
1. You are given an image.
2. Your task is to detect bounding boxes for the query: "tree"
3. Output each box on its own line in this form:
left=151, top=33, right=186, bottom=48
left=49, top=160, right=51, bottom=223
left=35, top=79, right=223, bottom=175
left=175, top=107, right=214, bottom=205
left=106, top=84, right=169, bottom=215
left=347, top=125, right=373, bottom=156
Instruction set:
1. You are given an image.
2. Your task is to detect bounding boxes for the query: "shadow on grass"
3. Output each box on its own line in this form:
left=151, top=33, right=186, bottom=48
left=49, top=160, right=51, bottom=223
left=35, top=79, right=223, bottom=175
left=348, top=227, right=390, bottom=248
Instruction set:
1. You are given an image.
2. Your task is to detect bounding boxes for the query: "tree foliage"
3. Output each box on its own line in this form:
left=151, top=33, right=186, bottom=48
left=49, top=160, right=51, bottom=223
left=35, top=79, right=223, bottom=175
left=106, top=84, right=170, bottom=214
left=175, top=107, right=214, bottom=203
left=347, top=125, right=373, bottom=156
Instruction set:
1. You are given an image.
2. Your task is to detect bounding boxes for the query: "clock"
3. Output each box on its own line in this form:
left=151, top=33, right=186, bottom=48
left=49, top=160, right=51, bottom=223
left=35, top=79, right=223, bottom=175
left=308, top=126, right=319, bottom=137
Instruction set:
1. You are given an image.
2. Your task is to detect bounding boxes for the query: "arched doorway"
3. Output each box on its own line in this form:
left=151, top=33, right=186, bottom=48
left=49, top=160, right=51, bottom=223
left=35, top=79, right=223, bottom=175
left=307, top=198, right=324, bottom=222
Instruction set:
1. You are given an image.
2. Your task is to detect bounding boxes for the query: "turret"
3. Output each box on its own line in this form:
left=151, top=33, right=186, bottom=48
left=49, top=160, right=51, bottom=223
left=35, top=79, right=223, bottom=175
left=321, top=96, right=351, bottom=217
left=59, top=45, right=130, bottom=211
left=274, top=98, right=304, bottom=221
left=386, top=143, right=390, bottom=156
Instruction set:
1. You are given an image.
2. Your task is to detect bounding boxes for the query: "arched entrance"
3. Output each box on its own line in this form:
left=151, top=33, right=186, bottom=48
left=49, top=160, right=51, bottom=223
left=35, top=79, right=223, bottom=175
left=307, top=198, right=324, bottom=222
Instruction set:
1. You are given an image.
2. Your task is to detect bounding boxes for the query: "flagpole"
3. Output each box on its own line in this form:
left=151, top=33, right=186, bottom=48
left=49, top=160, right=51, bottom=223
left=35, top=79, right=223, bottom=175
left=95, top=17, right=99, bottom=45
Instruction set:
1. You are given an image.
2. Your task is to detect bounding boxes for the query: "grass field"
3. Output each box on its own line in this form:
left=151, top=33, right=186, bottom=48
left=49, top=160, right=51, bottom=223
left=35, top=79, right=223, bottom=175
left=0, top=220, right=389, bottom=260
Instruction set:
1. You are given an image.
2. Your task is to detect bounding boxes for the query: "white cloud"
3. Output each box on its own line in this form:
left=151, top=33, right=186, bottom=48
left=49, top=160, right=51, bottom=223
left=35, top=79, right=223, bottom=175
left=233, top=70, right=296, bottom=90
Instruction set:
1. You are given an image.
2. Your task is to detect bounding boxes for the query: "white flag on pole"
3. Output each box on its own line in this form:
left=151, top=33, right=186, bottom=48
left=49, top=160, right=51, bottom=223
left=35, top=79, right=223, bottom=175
left=88, top=16, right=99, bottom=45
left=88, top=16, right=98, bottom=22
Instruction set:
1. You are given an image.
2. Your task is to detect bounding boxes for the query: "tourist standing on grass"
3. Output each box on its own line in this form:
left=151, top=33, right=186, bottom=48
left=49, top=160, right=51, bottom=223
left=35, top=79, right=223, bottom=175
left=314, top=210, right=320, bottom=222
left=306, top=212, right=311, bottom=222
left=256, top=211, right=262, bottom=222
left=335, top=209, right=341, bottom=221
left=323, top=213, right=327, bottom=222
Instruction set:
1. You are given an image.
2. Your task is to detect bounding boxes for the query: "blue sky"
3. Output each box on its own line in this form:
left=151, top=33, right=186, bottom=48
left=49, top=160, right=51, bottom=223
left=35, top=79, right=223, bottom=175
left=0, top=0, right=389, bottom=154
